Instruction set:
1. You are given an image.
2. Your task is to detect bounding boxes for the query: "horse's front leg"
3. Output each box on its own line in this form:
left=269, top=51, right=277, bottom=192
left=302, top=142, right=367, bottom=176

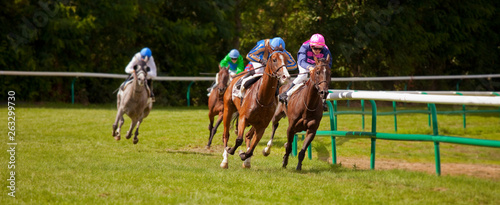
left=112, top=109, right=124, bottom=140
left=239, top=127, right=265, bottom=161
left=227, top=117, right=246, bottom=155
left=263, top=123, right=278, bottom=157
left=282, top=127, right=295, bottom=168
left=241, top=128, right=255, bottom=168
left=296, top=130, right=317, bottom=170
left=264, top=107, right=286, bottom=156
left=220, top=106, right=234, bottom=169
left=133, top=119, right=143, bottom=144
left=125, top=119, right=137, bottom=140
left=207, top=114, right=223, bottom=149
left=207, top=114, right=215, bottom=149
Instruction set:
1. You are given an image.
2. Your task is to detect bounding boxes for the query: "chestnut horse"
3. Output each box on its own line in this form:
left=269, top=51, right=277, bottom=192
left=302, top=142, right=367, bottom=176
left=206, top=65, right=230, bottom=149
left=264, top=55, right=331, bottom=170
left=220, top=49, right=290, bottom=169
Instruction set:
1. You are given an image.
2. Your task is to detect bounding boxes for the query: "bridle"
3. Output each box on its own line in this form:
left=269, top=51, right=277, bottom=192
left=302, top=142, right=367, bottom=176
left=303, top=63, right=330, bottom=111
left=264, top=51, right=287, bottom=79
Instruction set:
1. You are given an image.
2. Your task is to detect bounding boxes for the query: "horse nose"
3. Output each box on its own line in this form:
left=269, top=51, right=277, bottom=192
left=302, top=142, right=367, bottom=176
left=319, top=90, right=328, bottom=99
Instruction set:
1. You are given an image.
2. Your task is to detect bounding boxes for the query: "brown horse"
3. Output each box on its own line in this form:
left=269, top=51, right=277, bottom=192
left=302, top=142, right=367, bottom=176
left=220, top=49, right=290, bottom=169
left=264, top=55, right=331, bottom=170
left=206, top=65, right=230, bottom=149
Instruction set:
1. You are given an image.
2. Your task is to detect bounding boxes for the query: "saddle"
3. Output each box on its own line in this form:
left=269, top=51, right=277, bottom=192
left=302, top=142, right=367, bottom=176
left=119, top=77, right=151, bottom=97
left=232, top=74, right=263, bottom=99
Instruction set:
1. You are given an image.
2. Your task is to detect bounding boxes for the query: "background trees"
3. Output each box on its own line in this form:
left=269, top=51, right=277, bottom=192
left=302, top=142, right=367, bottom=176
left=1, top=0, right=499, bottom=105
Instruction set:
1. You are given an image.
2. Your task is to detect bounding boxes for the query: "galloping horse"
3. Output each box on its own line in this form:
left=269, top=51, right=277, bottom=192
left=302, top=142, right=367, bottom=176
left=112, top=60, right=152, bottom=144
left=206, top=65, right=230, bottom=149
left=220, top=49, right=290, bottom=169
left=264, top=55, right=331, bottom=170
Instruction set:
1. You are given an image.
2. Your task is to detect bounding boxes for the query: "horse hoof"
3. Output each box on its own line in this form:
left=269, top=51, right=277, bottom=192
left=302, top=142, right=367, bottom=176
left=239, top=152, right=247, bottom=161
left=205, top=145, right=211, bottom=150
left=262, top=148, right=271, bottom=157
left=114, top=136, right=121, bottom=141
left=220, top=162, right=228, bottom=169
left=296, top=165, right=302, bottom=171
left=242, top=161, right=251, bottom=169
left=133, top=139, right=139, bottom=144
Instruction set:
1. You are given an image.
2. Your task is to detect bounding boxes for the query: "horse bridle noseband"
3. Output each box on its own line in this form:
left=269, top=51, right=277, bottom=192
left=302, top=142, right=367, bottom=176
left=264, top=51, right=287, bottom=79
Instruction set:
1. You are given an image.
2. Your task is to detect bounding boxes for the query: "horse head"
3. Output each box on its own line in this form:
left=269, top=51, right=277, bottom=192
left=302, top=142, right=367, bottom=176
left=266, top=48, right=290, bottom=84
left=217, top=65, right=230, bottom=95
left=312, top=55, right=331, bottom=99
left=135, top=60, right=149, bottom=87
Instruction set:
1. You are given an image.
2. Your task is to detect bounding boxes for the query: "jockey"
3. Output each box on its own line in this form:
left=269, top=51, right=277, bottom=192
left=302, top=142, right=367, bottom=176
left=207, top=49, right=244, bottom=96
left=124, top=47, right=157, bottom=101
left=237, top=37, right=297, bottom=97
left=278, top=34, right=332, bottom=104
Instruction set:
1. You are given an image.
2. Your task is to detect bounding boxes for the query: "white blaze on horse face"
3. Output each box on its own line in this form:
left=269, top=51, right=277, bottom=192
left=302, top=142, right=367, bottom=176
left=278, top=55, right=290, bottom=84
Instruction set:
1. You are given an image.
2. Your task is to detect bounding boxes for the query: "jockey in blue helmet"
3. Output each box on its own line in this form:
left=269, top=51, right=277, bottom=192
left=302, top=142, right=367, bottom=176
left=234, top=37, right=297, bottom=98
left=124, top=47, right=158, bottom=101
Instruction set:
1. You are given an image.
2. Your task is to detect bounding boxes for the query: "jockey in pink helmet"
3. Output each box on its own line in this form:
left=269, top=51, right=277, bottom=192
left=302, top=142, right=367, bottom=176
left=278, top=34, right=332, bottom=106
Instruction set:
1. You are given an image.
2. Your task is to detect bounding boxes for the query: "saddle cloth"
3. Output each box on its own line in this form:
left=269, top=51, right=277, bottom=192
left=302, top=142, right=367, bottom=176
left=285, top=83, right=304, bottom=101
left=232, top=74, right=263, bottom=100
left=120, top=79, right=151, bottom=97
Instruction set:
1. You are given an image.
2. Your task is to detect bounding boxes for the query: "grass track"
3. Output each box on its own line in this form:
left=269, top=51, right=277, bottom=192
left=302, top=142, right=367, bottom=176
left=0, top=103, right=499, bottom=204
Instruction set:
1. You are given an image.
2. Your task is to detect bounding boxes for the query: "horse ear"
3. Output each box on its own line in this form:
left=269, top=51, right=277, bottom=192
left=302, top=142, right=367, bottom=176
left=326, top=54, right=331, bottom=64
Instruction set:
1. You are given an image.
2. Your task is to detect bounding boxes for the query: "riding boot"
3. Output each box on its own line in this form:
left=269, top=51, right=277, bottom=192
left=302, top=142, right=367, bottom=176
left=147, top=79, right=155, bottom=102
left=278, top=83, right=295, bottom=103
left=207, top=82, right=216, bottom=96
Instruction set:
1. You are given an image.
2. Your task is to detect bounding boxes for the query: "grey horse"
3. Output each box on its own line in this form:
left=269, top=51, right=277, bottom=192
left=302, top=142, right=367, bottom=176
left=112, top=60, right=152, bottom=144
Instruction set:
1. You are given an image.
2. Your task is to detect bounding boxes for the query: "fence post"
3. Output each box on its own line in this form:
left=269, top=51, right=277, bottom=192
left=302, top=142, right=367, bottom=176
left=326, top=100, right=337, bottom=164
left=361, top=100, right=365, bottom=130
left=429, top=103, right=441, bottom=176
left=71, top=77, right=76, bottom=104
left=186, top=81, right=195, bottom=107
left=393, top=101, right=397, bottom=132
left=369, top=100, right=377, bottom=170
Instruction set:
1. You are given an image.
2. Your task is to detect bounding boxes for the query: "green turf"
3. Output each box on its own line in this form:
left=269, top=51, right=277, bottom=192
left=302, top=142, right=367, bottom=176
left=0, top=103, right=499, bottom=204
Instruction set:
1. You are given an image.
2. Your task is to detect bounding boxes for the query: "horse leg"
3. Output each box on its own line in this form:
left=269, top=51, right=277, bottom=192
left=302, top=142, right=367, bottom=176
left=263, top=110, right=285, bottom=156
left=241, top=128, right=255, bottom=168
left=282, top=127, right=295, bottom=168
left=220, top=105, right=235, bottom=169
left=207, top=115, right=223, bottom=149
left=296, top=130, right=317, bottom=171
left=116, top=116, right=125, bottom=140
left=125, top=119, right=137, bottom=140
left=133, top=119, right=142, bottom=144
left=239, top=127, right=265, bottom=161
left=112, top=109, right=124, bottom=141
left=207, top=114, right=215, bottom=149
left=228, top=117, right=246, bottom=155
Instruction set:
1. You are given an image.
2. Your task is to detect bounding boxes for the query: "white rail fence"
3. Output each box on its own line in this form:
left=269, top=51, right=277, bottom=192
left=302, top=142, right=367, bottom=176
left=2, top=70, right=500, bottom=105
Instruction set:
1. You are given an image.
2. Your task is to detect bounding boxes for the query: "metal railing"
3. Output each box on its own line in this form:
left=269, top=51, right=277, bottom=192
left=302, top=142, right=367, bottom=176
left=295, top=90, right=500, bottom=176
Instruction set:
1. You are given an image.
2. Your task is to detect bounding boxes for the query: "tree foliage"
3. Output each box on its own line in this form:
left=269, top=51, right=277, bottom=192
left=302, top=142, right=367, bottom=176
left=1, top=0, right=499, bottom=104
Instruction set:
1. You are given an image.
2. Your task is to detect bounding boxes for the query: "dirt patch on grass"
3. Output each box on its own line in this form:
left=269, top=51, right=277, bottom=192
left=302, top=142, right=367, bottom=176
left=335, top=156, right=500, bottom=180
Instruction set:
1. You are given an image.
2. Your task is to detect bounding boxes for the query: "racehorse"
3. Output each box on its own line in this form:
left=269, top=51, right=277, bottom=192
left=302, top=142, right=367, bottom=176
left=112, top=60, right=152, bottom=144
left=263, top=55, right=331, bottom=170
left=220, top=48, right=290, bottom=169
left=206, top=65, right=230, bottom=149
